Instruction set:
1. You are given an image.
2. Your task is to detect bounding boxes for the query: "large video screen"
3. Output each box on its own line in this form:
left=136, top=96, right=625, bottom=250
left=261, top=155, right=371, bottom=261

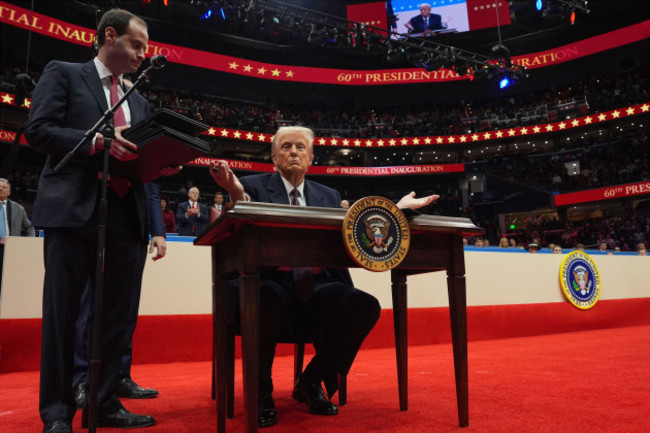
left=390, top=0, right=470, bottom=35
left=347, top=1, right=511, bottom=36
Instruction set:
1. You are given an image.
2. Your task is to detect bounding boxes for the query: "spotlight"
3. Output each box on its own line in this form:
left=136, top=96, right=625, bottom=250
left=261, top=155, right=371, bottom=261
left=386, top=46, right=408, bottom=65
left=499, top=76, right=511, bottom=89
left=200, top=8, right=213, bottom=20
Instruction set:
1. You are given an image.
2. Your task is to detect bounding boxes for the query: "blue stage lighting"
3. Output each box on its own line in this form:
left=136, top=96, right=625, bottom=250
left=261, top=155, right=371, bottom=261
left=200, top=9, right=213, bottom=20
left=220, top=7, right=226, bottom=20
left=536, top=0, right=543, bottom=11
left=499, top=76, right=511, bottom=89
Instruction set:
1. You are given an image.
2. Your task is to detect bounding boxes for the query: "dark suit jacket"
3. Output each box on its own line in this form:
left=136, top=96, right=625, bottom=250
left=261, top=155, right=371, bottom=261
left=176, top=201, right=209, bottom=236
left=145, top=183, right=165, bottom=238
left=24, top=60, right=151, bottom=238
left=240, top=172, right=352, bottom=285
left=5, top=199, right=36, bottom=237
left=409, top=13, right=443, bottom=32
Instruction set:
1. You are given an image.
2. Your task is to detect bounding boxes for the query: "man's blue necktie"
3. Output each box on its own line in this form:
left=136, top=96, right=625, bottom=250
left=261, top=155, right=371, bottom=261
left=0, top=202, right=7, bottom=240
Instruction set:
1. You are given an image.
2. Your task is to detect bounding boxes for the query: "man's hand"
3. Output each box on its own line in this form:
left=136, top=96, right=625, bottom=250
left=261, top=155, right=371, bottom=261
left=396, top=191, right=440, bottom=210
left=149, top=235, right=167, bottom=261
left=96, top=126, right=138, bottom=161
left=210, top=160, right=247, bottom=202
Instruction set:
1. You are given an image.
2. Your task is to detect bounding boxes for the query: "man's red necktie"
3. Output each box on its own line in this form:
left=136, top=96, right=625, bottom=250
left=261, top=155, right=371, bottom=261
left=109, top=75, right=130, bottom=197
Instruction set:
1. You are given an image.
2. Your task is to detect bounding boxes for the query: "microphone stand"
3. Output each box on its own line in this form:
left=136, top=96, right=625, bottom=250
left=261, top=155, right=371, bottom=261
left=54, top=60, right=161, bottom=433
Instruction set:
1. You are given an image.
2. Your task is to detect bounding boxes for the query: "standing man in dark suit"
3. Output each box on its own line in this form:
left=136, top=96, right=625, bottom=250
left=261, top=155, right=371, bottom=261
left=25, top=9, right=157, bottom=433
left=0, top=177, right=35, bottom=295
left=72, top=181, right=166, bottom=410
left=405, top=3, right=445, bottom=34
left=176, top=186, right=209, bottom=236
left=210, top=126, right=437, bottom=428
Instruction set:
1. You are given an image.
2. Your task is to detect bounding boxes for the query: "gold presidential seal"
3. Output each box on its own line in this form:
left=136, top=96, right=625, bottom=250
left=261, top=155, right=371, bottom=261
left=559, top=251, right=602, bottom=309
left=342, top=196, right=410, bottom=272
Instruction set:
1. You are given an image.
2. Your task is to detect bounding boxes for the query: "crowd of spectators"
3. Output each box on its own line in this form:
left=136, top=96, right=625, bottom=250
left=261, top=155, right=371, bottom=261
left=1, top=61, right=648, bottom=253
left=133, top=69, right=648, bottom=139
left=2, top=62, right=647, bottom=139
left=467, top=202, right=650, bottom=255
left=484, top=130, right=649, bottom=194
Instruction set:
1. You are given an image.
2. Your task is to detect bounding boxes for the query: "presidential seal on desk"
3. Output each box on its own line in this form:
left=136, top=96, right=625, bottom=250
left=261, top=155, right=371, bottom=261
left=342, top=196, right=410, bottom=272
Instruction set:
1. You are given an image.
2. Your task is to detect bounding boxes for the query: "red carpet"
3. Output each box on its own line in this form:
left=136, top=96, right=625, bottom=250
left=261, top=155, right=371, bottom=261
left=1, top=325, right=649, bottom=433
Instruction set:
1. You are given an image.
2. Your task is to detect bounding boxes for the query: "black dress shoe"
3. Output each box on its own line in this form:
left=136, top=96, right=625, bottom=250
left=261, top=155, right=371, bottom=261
left=73, top=382, right=88, bottom=409
left=258, top=391, right=277, bottom=428
left=82, top=407, right=156, bottom=428
left=43, top=419, right=72, bottom=433
left=292, top=379, right=338, bottom=416
left=117, top=377, right=159, bottom=399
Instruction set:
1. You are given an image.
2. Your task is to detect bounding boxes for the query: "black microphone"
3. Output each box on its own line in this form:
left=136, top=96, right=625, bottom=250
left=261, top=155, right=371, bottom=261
left=150, top=55, right=167, bottom=69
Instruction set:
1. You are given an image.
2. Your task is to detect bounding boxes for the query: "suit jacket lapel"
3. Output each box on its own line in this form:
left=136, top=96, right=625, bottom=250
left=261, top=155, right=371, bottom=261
left=80, top=60, right=108, bottom=114
left=303, top=180, right=326, bottom=207
left=267, top=173, right=290, bottom=204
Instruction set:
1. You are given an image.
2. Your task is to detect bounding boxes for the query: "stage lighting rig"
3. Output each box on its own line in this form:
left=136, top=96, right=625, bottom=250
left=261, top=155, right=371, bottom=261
left=537, top=0, right=589, bottom=23
left=556, top=0, right=589, bottom=13
left=211, top=0, right=528, bottom=80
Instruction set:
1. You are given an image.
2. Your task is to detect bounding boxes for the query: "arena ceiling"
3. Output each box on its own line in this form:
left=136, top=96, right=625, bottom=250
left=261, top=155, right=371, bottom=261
left=1, top=0, right=648, bottom=105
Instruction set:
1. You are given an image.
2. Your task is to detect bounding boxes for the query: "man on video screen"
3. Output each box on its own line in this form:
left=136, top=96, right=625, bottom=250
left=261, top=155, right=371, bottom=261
left=405, top=3, right=446, bottom=33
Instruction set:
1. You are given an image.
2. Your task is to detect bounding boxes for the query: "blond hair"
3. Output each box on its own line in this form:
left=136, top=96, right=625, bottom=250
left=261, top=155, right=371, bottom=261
left=271, top=126, right=314, bottom=153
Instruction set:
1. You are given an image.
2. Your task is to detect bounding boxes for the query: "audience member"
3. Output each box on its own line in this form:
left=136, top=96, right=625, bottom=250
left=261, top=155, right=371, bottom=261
left=176, top=187, right=209, bottom=236
left=161, top=195, right=176, bottom=233
left=0, top=177, right=36, bottom=295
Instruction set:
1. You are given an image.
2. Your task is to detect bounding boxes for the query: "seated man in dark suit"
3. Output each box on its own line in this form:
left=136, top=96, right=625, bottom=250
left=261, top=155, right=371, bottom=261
left=176, top=186, right=209, bottom=236
left=210, top=126, right=438, bottom=428
left=405, top=3, right=446, bottom=34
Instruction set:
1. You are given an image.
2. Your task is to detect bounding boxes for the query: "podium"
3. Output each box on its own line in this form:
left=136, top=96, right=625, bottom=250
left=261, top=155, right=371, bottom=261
left=195, top=202, right=483, bottom=433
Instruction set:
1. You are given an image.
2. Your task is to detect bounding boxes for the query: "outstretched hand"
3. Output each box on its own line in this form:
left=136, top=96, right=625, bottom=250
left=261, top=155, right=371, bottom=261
left=209, top=160, right=247, bottom=202
left=395, top=191, right=439, bottom=210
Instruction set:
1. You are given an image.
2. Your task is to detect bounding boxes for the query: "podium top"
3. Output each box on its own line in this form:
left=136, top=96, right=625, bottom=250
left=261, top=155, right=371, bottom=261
left=194, top=201, right=482, bottom=246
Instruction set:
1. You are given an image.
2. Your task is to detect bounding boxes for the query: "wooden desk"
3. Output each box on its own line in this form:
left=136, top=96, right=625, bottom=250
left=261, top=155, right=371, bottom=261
left=195, top=202, right=482, bottom=433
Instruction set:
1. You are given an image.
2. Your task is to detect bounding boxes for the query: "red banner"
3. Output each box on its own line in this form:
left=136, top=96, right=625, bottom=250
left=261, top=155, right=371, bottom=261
left=0, top=129, right=28, bottom=144
left=202, top=102, right=649, bottom=147
left=1, top=2, right=647, bottom=85
left=188, top=157, right=464, bottom=176
left=0, top=132, right=464, bottom=176
left=554, top=181, right=650, bottom=206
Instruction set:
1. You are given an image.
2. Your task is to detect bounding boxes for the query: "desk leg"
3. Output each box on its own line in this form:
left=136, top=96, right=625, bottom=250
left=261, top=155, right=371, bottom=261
left=391, top=270, right=408, bottom=411
left=213, top=260, right=228, bottom=433
left=447, top=273, right=468, bottom=427
left=240, top=273, right=260, bottom=433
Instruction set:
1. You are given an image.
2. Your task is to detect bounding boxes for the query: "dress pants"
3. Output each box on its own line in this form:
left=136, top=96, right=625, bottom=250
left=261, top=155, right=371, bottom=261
left=73, top=237, right=147, bottom=387
left=39, top=189, right=143, bottom=423
left=230, top=271, right=381, bottom=394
